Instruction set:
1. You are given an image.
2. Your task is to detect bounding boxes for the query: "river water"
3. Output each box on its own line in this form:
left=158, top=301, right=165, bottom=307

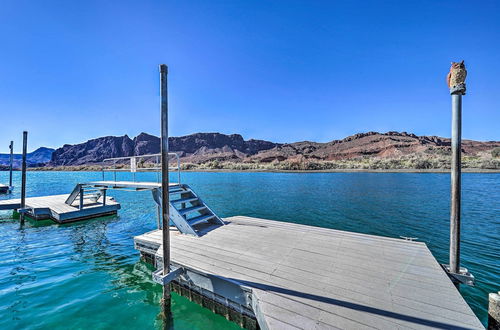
left=0, top=171, right=498, bottom=328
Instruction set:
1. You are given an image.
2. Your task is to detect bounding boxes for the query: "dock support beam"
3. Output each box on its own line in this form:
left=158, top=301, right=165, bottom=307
left=9, top=141, right=13, bottom=188
left=448, top=62, right=466, bottom=278
left=449, top=91, right=462, bottom=275
left=159, top=64, right=172, bottom=323
left=79, top=187, right=84, bottom=210
left=489, top=292, right=500, bottom=330
left=20, top=132, right=27, bottom=225
left=156, top=205, right=161, bottom=230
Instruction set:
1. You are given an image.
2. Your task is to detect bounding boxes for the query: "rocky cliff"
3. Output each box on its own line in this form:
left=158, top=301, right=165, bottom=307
left=24, top=131, right=500, bottom=168
left=50, top=135, right=135, bottom=166
left=250, top=131, right=500, bottom=163
left=48, top=132, right=279, bottom=166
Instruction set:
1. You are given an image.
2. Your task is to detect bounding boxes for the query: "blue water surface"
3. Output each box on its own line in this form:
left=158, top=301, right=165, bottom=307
left=0, top=171, right=498, bottom=328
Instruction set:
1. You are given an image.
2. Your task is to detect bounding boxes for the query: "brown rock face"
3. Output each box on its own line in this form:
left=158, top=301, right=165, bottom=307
left=49, top=132, right=279, bottom=166
left=50, top=135, right=135, bottom=166
left=45, top=131, right=499, bottom=166
left=250, top=132, right=500, bottom=162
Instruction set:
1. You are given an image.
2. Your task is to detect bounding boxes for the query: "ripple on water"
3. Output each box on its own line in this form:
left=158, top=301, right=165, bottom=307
left=0, top=171, right=498, bottom=328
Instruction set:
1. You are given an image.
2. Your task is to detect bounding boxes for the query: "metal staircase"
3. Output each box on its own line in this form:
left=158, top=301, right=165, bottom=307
left=64, top=153, right=224, bottom=236
left=65, top=184, right=107, bottom=209
left=151, top=184, right=224, bottom=237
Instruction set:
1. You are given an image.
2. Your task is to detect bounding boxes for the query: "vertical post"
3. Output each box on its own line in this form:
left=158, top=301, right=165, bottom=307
left=177, top=156, right=181, bottom=184
left=131, top=157, right=137, bottom=182
left=156, top=155, right=160, bottom=183
left=79, top=186, right=84, bottom=210
left=489, top=292, right=500, bottom=330
left=449, top=92, right=462, bottom=275
left=156, top=204, right=161, bottom=229
left=102, top=189, right=106, bottom=206
left=159, top=64, right=171, bottom=319
left=9, top=141, right=13, bottom=188
left=448, top=62, right=466, bottom=277
left=20, top=132, right=27, bottom=225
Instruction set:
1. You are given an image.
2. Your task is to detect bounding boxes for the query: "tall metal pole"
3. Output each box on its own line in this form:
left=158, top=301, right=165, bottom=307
left=448, top=62, right=466, bottom=276
left=20, top=132, right=28, bottom=225
left=449, top=93, right=462, bottom=275
left=9, top=141, right=13, bottom=188
left=159, top=64, right=171, bottom=319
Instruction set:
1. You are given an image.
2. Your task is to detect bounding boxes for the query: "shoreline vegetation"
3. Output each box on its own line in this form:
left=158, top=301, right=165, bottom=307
left=2, top=131, right=499, bottom=173
left=21, top=168, right=500, bottom=173
left=11, top=153, right=500, bottom=173
left=2, top=146, right=499, bottom=173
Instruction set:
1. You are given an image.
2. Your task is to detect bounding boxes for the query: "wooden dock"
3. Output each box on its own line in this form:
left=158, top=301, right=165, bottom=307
left=134, top=216, right=483, bottom=330
left=0, top=194, right=120, bottom=223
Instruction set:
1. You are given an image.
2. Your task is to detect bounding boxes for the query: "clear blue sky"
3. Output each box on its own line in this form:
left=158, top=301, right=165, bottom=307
left=0, top=0, right=499, bottom=152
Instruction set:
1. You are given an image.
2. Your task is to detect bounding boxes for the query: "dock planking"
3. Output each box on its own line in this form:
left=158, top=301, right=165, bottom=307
left=135, top=216, right=483, bottom=330
left=0, top=194, right=120, bottom=223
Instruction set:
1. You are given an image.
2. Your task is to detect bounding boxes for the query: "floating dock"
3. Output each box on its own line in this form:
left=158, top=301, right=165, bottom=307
left=0, top=193, right=120, bottom=223
left=0, top=184, right=12, bottom=194
left=135, top=216, right=483, bottom=330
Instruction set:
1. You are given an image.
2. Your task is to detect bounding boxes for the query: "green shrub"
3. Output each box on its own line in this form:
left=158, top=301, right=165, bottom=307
left=492, top=148, right=500, bottom=158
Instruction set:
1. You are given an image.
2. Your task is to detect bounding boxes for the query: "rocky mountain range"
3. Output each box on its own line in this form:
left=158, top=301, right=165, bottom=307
left=48, top=132, right=279, bottom=166
left=0, top=147, right=54, bottom=167
left=249, top=131, right=500, bottom=163
left=1, top=132, right=498, bottom=169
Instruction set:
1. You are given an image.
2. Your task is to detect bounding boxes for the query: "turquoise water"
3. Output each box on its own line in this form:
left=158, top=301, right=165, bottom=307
left=0, top=171, right=498, bottom=328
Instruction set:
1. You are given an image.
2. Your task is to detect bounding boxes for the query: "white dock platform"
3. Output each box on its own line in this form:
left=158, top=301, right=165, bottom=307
left=87, top=180, right=163, bottom=190
left=0, top=184, right=12, bottom=194
left=86, top=181, right=179, bottom=190
left=134, top=216, right=483, bottom=330
left=0, top=194, right=120, bottom=223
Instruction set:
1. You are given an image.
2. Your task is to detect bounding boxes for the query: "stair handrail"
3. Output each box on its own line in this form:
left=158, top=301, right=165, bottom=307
left=101, top=153, right=181, bottom=184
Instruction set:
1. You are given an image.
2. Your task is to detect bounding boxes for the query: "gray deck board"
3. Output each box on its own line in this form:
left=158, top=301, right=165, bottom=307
left=135, top=216, right=482, bottom=329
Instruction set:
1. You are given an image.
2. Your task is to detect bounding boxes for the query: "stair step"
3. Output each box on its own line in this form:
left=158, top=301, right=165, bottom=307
left=179, top=205, right=207, bottom=216
left=188, top=214, right=215, bottom=226
left=82, top=195, right=100, bottom=199
left=169, top=188, right=190, bottom=194
left=171, top=197, right=198, bottom=204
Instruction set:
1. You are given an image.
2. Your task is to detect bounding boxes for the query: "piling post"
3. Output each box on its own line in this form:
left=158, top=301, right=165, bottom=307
left=448, top=61, right=467, bottom=276
left=449, top=91, right=462, bottom=274
left=102, top=189, right=107, bottom=207
left=79, top=186, right=84, bottom=210
left=159, top=64, right=172, bottom=322
left=20, top=131, right=28, bottom=225
left=9, top=141, right=13, bottom=189
left=489, top=292, right=500, bottom=330
left=156, top=205, right=161, bottom=230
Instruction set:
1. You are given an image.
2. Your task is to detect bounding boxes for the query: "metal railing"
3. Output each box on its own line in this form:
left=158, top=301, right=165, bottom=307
left=101, top=153, right=181, bottom=184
